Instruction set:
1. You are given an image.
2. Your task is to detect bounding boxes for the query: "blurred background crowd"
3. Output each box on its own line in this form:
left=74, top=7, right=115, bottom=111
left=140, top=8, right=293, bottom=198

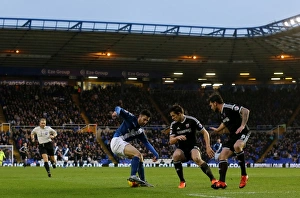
left=0, top=83, right=299, bottom=166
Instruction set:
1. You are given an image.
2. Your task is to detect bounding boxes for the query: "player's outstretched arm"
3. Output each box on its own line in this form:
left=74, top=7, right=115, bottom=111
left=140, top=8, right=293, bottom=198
left=201, top=129, right=215, bottom=158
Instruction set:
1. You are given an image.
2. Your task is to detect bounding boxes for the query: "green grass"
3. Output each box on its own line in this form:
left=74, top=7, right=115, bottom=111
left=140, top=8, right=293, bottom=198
left=0, top=166, right=299, bottom=198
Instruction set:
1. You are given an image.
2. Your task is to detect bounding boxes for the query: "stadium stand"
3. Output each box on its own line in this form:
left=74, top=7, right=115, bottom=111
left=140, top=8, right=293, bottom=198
left=1, top=83, right=299, bottom=166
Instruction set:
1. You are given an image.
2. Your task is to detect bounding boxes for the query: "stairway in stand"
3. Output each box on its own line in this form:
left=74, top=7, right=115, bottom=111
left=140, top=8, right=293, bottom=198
left=146, top=93, right=170, bottom=125
left=71, top=94, right=118, bottom=165
left=0, top=105, right=6, bottom=124
left=71, top=94, right=90, bottom=124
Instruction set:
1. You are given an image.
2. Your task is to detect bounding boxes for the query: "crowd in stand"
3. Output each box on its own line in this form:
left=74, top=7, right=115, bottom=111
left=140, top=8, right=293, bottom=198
left=0, top=83, right=300, bottom=165
left=1, top=85, right=85, bottom=126
left=80, top=85, right=166, bottom=127
left=150, top=85, right=300, bottom=127
left=0, top=130, right=10, bottom=145
left=265, top=129, right=300, bottom=163
left=12, top=127, right=107, bottom=165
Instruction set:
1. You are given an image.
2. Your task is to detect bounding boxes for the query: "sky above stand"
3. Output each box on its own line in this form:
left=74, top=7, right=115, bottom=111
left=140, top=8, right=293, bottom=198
left=1, top=0, right=300, bottom=28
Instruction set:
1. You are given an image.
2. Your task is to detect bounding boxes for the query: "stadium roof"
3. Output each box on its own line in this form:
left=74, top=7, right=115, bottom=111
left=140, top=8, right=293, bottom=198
left=1, top=14, right=300, bottom=85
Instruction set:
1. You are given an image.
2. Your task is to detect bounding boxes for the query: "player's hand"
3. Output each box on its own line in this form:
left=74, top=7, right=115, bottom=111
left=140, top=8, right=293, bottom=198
left=177, top=135, right=186, bottom=141
left=235, top=126, right=244, bottom=134
left=111, top=111, right=117, bottom=119
left=152, top=156, right=158, bottom=162
left=161, top=127, right=170, bottom=134
left=209, top=127, right=218, bottom=133
left=206, top=147, right=215, bottom=158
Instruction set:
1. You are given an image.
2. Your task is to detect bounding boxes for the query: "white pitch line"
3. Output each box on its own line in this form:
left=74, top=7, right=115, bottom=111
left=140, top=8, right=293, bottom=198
left=187, top=194, right=228, bottom=198
left=224, top=191, right=298, bottom=195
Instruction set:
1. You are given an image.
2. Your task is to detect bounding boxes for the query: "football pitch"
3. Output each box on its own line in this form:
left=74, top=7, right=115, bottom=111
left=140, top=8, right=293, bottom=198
left=0, top=166, right=299, bottom=198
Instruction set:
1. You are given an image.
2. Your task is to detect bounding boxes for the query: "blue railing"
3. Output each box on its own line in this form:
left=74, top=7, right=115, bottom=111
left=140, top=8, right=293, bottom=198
left=0, top=14, right=299, bottom=38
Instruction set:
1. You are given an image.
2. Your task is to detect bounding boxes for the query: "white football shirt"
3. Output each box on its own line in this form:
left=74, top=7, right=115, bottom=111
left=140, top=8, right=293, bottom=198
left=31, top=126, right=57, bottom=144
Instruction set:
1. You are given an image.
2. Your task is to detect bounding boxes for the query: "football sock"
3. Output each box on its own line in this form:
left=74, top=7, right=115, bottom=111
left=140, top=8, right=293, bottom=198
left=219, top=160, right=228, bottom=182
left=173, top=161, right=185, bottom=182
left=236, top=151, right=247, bottom=175
left=131, top=156, right=140, bottom=176
left=200, top=162, right=215, bottom=181
left=44, top=162, right=50, bottom=172
left=138, top=161, right=145, bottom=181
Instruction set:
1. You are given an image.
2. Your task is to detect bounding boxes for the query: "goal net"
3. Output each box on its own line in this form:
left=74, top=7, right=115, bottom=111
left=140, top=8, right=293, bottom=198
left=0, top=145, right=14, bottom=166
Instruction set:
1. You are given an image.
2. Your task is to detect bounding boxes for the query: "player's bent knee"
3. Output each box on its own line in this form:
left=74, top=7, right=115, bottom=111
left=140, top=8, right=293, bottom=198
left=194, top=158, right=203, bottom=165
left=133, top=153, right=143, bottom=161
left=172, top=154, right=184, bottom=161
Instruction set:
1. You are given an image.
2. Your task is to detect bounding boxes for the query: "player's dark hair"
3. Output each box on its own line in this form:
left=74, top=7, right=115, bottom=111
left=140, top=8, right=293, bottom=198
left=169, top=104, right=184, bottom=115
left=208, top=93, right=224, bottom=104
left=140, top=109, right=151, bottom=117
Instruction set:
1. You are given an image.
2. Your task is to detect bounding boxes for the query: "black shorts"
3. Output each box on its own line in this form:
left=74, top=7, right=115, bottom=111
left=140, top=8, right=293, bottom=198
left=75, top=155, right=82, bottom=160
left=223, top=131, right=251, bottom=152
left=179, top=146, right=201, bottom=162
left=38, top=142, right=54, bottom=156
left=20, top=154, right=27, bottom=160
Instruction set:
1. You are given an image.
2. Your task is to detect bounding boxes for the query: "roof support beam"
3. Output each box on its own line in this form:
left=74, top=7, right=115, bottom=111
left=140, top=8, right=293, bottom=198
left=70, top=22, right=82, bottom=30
left=118, top=24, right=132, bottom=32
left=22, top=20, right=31, bottom=27
left=162, top=26, right=179, bottom=35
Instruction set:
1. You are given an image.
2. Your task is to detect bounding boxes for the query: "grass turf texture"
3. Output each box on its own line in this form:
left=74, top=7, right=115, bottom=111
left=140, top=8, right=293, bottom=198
left=0, top=167, right=299, bottom=198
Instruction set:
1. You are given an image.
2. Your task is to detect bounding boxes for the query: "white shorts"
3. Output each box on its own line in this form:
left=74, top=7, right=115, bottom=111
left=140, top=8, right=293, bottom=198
left=110, top=137, right=129, bottom=157
left=214, top=153, right=220, bottom=161
left=54, top=155, right=57, bottom=161
left=63, top=156, right=69, bottom=161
